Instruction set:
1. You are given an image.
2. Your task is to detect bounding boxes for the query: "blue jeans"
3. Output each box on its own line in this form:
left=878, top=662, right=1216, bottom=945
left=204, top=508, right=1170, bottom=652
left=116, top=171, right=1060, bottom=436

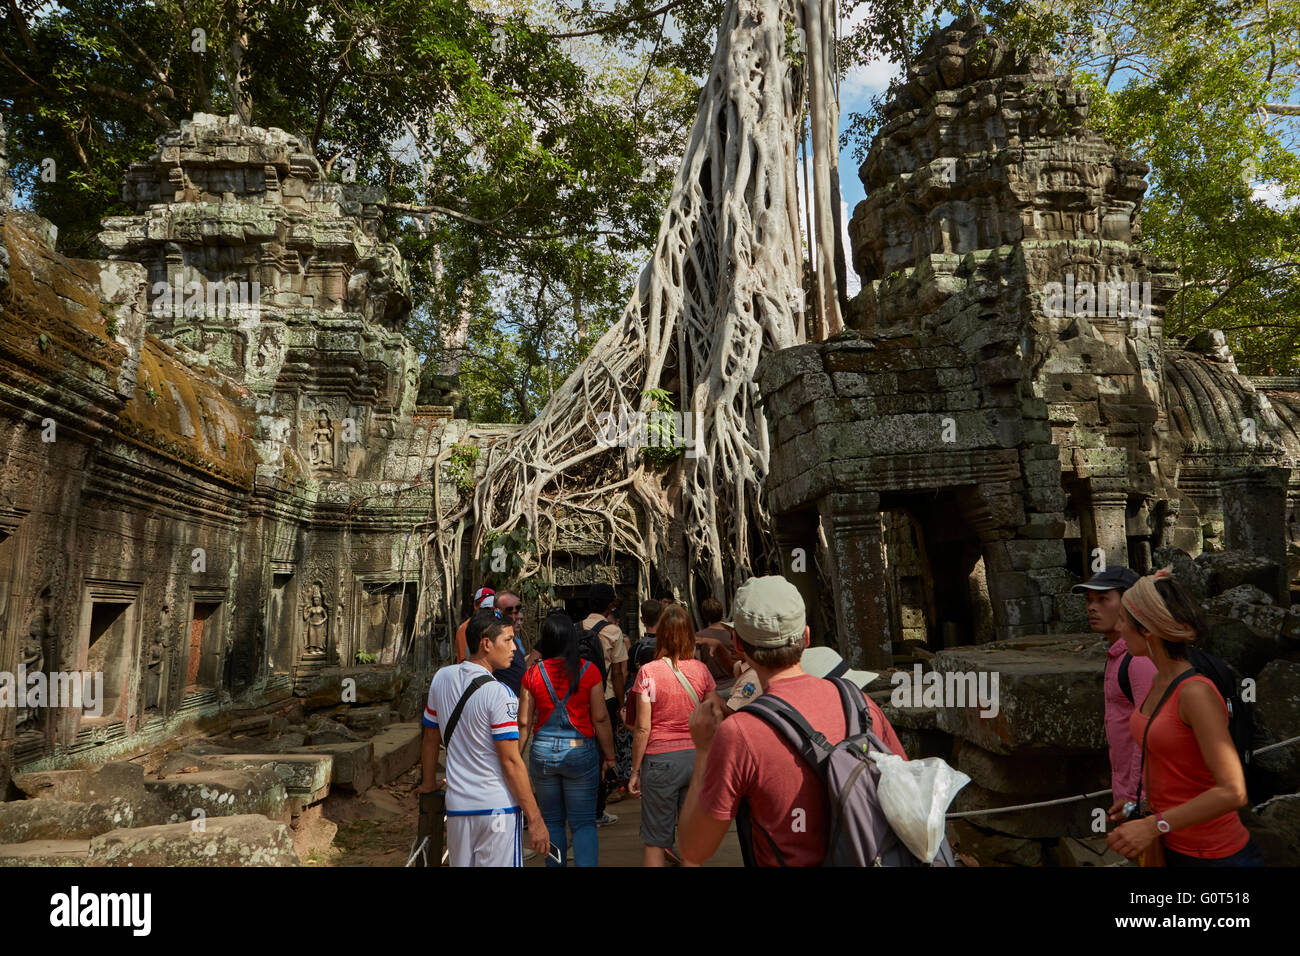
left=529, top=734, right=599, bottom=867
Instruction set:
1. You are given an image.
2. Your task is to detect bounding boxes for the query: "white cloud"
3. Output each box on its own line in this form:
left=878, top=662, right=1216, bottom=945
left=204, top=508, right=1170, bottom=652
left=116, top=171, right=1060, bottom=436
left=840, top=56, right=901, bottom=108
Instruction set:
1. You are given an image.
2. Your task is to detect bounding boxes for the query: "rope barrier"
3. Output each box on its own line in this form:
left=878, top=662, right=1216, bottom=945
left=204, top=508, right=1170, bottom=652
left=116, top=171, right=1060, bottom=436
left=405, top=835, right=429, bottom=868
left=1251, top=733, right=1300, bottom=757
left=947, top=788, right=1113, bottom=820
left=945, top=735, right=1300, bottom=820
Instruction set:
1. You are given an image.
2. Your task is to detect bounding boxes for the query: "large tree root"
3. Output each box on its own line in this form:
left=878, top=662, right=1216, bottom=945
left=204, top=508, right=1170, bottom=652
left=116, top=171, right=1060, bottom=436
left=468, top=0, right=844, bottom=609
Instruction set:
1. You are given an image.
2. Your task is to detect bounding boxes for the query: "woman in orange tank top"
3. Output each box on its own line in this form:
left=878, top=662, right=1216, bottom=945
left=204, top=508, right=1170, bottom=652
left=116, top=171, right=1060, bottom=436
left=1105, top=570, right=1263, bottom=866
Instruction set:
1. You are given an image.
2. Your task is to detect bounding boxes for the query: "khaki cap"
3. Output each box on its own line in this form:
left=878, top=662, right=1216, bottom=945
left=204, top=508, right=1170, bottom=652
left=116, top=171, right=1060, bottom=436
left=724, top=575, right=806, bottom=648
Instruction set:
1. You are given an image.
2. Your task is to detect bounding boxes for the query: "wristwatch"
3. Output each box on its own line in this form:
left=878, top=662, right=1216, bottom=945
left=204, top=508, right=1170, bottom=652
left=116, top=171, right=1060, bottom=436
left=1155, top=812, right=1171, bottom=834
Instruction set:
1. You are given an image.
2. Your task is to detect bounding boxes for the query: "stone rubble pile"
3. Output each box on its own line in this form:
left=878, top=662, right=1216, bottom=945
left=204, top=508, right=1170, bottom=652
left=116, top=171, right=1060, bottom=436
left=0, top=675, right=423, bottom=866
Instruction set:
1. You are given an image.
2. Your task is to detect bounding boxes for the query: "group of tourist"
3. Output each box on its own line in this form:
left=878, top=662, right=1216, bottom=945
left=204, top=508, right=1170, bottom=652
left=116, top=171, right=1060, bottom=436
left=1081, top=567, right=1263, bottom=866
left=419, top=562, right=1264, bottom=867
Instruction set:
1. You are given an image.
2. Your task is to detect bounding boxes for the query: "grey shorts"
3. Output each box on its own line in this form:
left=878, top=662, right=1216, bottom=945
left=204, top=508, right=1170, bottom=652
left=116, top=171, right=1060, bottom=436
left=638, top=748, right=695, bottom=848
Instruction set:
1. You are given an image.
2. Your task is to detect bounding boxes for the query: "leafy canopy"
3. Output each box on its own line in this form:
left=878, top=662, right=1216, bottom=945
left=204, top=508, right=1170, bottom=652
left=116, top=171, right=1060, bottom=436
left=841, top=0, right=1300, bottom=374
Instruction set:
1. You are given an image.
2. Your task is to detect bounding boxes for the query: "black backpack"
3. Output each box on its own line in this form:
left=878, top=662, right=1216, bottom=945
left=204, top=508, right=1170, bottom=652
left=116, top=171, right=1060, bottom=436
left=627, top=635, right=657, bottom=685
left=736, top=677, right=957, bottom=867
left=1119, top=648, right=1255, bottom=777
left=577, top=618, right=611, bottom=686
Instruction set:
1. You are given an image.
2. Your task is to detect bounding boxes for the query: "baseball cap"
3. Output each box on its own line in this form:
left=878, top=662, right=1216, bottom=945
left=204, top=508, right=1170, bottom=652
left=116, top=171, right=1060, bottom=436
left=473, top=586, right=495, bottom=605
left=800, top=646, right=879, bottom=688
left=480, top=594, right=495, bottom=609
left=724, top=575, right=805, bottom=648
left=1070, top=567, right=1139, bottom=594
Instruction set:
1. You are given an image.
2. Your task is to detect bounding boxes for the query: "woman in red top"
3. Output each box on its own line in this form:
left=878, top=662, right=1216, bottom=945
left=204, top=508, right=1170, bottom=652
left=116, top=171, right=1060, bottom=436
left=628, top=604, right=720, bottom=866
left=518, top=609, right=616, bottom=867
left=1106, top=570, right=1263, bottom=866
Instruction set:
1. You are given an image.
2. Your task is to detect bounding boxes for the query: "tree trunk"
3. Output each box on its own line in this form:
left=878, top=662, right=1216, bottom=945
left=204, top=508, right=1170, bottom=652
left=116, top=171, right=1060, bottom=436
left=469, top=0, right=841, bottom=606
left=229, top=1, right=253, bottom=124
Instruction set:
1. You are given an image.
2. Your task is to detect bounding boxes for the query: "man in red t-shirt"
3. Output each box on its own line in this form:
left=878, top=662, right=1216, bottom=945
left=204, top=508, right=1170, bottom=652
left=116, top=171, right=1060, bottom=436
left=454, top=587, right=495, bottom=663
left=678, top=575, right=906, bottom=867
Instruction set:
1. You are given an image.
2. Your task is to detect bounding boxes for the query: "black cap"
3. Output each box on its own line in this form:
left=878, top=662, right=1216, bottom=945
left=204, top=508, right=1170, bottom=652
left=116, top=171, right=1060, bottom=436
left=588, top=582, right=616, bottom=612
left=1071, top=566, right=1140, bottom=594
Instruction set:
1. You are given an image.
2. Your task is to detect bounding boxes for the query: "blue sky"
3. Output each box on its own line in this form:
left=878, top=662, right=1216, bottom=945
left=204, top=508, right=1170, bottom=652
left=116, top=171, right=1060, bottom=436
left=837, top=53, right=901, bottom=215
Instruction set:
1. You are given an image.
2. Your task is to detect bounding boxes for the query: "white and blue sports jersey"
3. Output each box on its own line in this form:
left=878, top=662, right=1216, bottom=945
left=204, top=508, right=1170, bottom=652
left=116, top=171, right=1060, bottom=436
left=425, top=661, right=520, bottom=815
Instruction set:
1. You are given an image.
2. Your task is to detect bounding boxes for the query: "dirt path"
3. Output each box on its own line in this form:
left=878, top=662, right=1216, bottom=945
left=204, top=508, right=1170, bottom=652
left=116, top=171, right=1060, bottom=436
left=319, top=767, right=744, bottom=867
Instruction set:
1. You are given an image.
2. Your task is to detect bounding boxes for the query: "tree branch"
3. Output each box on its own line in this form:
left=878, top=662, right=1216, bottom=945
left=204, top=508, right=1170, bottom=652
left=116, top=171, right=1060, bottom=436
left=547, top=0, right=690, bottom=40
left=383, top=201, right=625, bottom=240
left=87, top=82, right=178, bottom=129
left=1264, top=103, right=1300, bottom=116
left=5, top=0, right=35, bottom=54
left=102, top=17, right=175, bottom=98
left=62, top=123, right=92, bottom=173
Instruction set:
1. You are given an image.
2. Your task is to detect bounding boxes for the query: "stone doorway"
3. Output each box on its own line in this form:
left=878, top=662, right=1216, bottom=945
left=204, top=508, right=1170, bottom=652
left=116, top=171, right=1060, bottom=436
left=185, top=600, right=223, bottom=692
left=881, top=494, right=990, bottom=651
left=78, top=581, right=141, bottom=727
left=357, top=580, right=418, bottom=664
left=267, top=570, right=297, bottom=673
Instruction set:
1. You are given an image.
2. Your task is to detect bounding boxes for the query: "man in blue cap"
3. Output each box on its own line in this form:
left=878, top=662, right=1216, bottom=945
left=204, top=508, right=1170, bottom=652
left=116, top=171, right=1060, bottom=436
left=1072, top=566, right=1156, bottom=814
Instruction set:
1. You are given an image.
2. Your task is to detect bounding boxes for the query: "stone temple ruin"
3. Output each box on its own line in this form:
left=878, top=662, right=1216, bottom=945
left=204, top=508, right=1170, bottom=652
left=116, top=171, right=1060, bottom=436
left=0, top=112, right=489, bottom=863
left=0, top=16, right=1297, bottom=865
left=759, top=18, right=1300, bottom=864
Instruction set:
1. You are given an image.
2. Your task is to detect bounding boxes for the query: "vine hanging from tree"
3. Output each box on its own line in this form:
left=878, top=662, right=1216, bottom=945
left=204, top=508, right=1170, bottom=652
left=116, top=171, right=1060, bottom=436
left=467, top=0, right=847, bottom=607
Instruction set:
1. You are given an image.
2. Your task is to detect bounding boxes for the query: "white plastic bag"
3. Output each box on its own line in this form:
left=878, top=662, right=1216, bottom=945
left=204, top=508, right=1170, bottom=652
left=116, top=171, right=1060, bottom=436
left=868, top=752, right=970, bottom=862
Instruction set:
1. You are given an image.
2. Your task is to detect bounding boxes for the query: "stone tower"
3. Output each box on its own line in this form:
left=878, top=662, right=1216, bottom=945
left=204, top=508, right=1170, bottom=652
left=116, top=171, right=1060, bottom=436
left=98, top=114, right=420, bottom=481
left=758, top=14, right=1296, bottom=666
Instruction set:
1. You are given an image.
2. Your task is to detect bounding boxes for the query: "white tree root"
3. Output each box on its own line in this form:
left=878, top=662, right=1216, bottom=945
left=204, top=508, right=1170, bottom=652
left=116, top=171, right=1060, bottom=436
left=465, top=0, right=845, bottom=609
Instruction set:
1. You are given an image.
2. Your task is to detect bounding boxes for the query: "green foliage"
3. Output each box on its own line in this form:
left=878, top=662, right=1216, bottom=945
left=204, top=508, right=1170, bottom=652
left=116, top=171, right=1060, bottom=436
left=1, top=0, right=702, bottom=414
left=479, top=526, right=554, bottom=604
left=355, top=651, right=379, bottom=664
left=443, top=443, right=480, bottom=495
left=640, top=386, right=683, bottom=467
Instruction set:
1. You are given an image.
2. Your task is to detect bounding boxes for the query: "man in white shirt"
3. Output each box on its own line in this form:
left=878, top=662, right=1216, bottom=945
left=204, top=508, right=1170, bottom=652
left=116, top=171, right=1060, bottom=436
left=419, top=608, right=548, bottom=866
left=583, top=582, right=627, bottom=825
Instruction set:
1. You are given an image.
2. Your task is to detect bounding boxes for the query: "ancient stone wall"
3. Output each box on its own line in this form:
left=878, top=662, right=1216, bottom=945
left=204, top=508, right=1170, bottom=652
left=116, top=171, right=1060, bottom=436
left=0, top=114, right=499, bottom=783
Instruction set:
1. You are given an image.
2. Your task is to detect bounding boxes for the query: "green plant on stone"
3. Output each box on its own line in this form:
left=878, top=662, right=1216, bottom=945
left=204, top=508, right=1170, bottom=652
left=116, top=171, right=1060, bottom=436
left=480, top=527, right=555, bottom=605
left=443, top=443, right=480, bottom=495
left=641, top=387, right=684, bottom=468
left=355, top=651, right=379, bottom=664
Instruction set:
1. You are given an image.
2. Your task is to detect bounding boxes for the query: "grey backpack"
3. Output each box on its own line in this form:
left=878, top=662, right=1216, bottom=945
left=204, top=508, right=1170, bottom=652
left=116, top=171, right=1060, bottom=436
left=737, top=677, right=956, bottom=867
